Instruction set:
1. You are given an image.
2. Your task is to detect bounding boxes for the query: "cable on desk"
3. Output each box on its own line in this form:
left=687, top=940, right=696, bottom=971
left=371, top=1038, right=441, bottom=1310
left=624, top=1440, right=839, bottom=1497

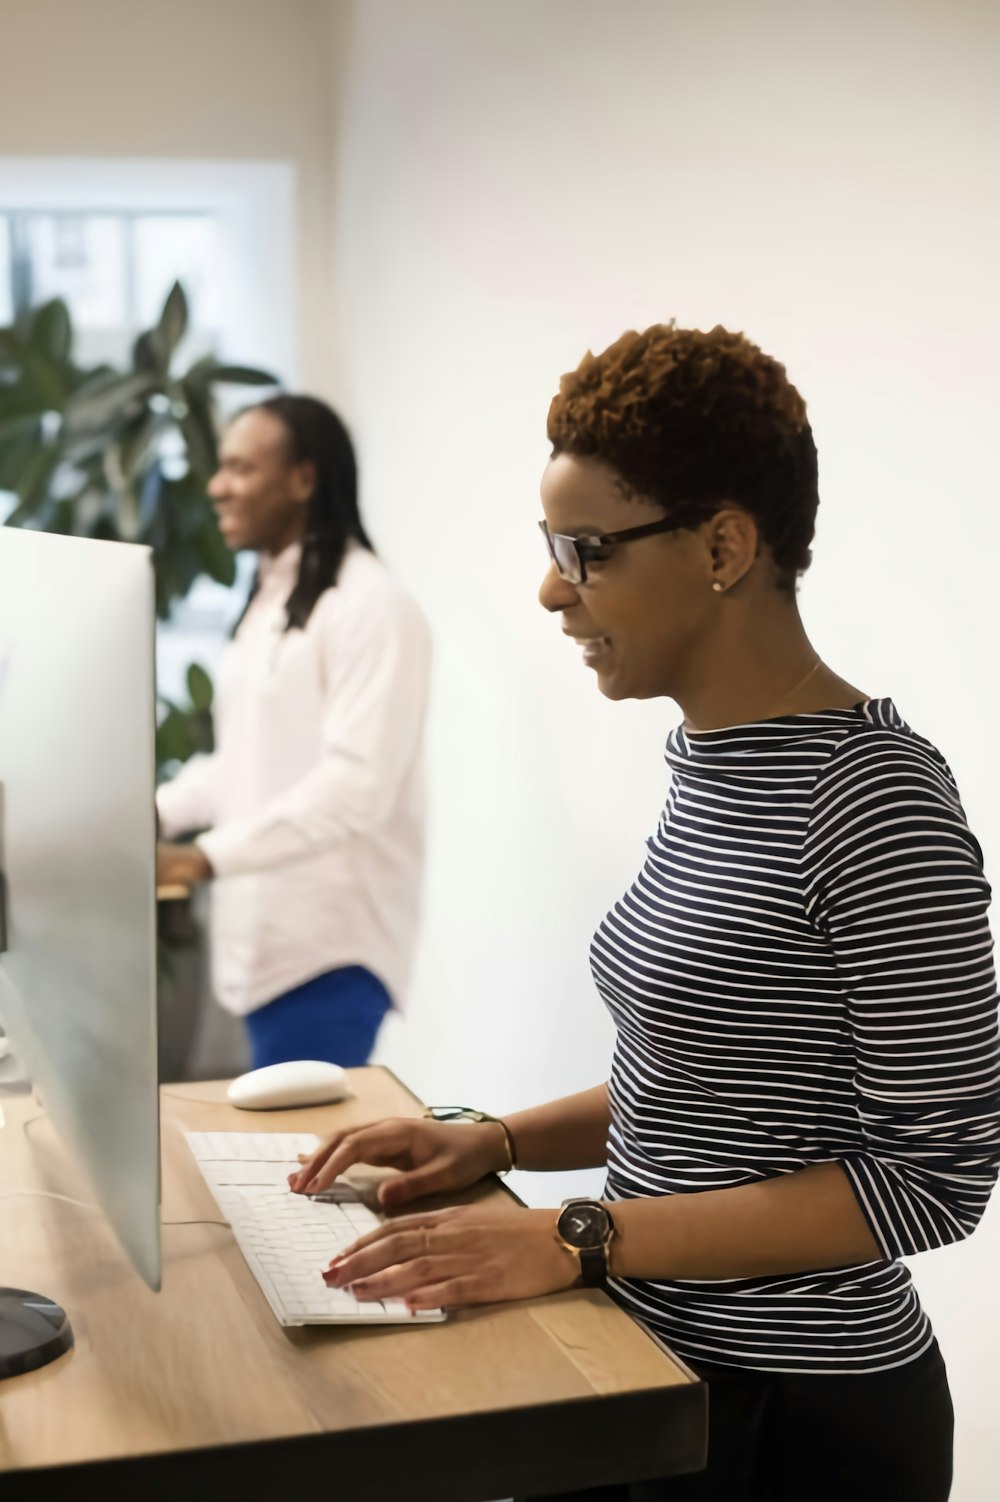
left=9, top=1102, right=229, bottom=1228
left=0, top=1188, right=229, bottom=1230
left=165, top=1218, right=231, bottom=1230
left=0, top=1188, right=95, bottom=1212
left=161, top=1089, right=229, bottom=1104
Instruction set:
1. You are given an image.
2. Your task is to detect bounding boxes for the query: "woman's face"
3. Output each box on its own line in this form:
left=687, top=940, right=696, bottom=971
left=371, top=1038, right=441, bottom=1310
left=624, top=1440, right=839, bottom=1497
left=538, top=453, right=724, bottom=702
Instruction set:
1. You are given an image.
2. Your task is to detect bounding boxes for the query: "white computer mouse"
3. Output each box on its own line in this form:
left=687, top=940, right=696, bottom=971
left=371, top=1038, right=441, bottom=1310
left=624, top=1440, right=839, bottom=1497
left=227, top=1059, right=353, bottom=1111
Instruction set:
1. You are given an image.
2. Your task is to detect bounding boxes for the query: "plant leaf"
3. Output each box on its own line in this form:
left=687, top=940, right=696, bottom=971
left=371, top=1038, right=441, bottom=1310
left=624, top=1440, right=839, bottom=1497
left=27, top=300, right=72, bottom=366
left=0, top=326, right=25, bottom=364
left=0, top=415, right=45, bottom=490
left=115, top=476, right=142, bottom=541
left=0, top=355, right=69, bottom=419
left=196, top=516, right=236, bottom=586
left=176, top=376, right=219, bottom=476
left=119, top=410, right=166, bottom=480
left=186, top=662, right=214, bottom=712
left=202, top=362, right=278, bottom=387
left=156, top=700, right=213, bottom=766
left=155, top=282, right=189, bottom=366
left=133, top=329, right=164, bottom=375
left=14, top=442, right=60, bottom=508
left=65, top=370, right=158, bottom=430
left=178, top=354, right=217, bottom=394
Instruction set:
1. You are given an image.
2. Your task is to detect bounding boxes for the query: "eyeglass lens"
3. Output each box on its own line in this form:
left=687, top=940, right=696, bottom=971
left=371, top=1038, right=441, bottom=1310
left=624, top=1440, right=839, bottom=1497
left=540, top=523, right=584, bottom=584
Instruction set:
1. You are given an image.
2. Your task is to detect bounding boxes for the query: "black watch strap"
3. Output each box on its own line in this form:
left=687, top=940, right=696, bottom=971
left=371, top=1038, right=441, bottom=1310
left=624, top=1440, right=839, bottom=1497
left=578, top=1246, right=608, bottom=1287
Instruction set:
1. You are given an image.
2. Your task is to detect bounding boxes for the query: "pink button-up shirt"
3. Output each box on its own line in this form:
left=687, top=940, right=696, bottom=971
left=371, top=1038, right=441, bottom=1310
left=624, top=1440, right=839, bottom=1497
left=157, top=543, right=431, bottom=1015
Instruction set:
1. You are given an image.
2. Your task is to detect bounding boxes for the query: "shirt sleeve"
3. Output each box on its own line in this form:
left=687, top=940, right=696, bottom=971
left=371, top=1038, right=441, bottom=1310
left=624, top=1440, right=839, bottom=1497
left=156, top=753, right=223, bottom=839
left=802, top=730, right=1000, bottom=1260
left=197, top=579, right=431, bottom=878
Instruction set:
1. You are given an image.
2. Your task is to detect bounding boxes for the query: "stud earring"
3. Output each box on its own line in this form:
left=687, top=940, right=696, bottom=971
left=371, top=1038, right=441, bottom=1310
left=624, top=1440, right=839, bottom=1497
left=712, top=581, right=724, bottom=593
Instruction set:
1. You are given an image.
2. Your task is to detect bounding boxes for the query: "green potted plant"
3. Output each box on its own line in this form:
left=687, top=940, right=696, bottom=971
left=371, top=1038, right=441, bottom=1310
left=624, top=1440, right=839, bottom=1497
left=0, top=279, right=274, bottom=758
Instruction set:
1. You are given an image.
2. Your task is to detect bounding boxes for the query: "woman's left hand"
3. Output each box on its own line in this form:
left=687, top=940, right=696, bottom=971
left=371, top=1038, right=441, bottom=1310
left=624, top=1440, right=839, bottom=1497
left=324, top=1205, right=580, bottom=1310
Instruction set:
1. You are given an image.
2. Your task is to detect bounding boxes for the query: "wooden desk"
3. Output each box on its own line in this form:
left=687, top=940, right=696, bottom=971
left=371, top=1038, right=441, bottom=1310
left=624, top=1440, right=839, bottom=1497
left=0, top=1068, right=705, bottom=1500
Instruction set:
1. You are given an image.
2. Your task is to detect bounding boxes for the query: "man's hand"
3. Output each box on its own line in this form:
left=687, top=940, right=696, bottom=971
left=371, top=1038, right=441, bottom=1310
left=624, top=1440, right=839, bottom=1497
left=157, top=842, right=213, bottom=890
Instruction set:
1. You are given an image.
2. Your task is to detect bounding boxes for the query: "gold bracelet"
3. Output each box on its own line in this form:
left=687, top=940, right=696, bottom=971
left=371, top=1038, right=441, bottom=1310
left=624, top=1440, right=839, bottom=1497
left=490, top=1117, right=517, bottom=1173
left=422, top=1107, right=517, bottom=1173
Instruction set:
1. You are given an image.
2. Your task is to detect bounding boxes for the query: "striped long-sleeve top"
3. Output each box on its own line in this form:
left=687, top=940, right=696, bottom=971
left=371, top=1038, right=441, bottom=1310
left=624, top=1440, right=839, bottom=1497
left=595, top=699, right=1000, bottom=1374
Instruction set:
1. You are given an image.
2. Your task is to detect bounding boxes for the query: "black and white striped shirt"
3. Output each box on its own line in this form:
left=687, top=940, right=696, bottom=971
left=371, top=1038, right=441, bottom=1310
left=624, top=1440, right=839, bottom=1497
left=596, top=699, right=1000, bottom=1374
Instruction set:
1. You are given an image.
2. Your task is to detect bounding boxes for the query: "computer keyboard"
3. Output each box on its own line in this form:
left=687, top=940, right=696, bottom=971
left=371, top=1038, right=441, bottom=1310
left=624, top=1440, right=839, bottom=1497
left=185, top=1131, right=446, bottom=1328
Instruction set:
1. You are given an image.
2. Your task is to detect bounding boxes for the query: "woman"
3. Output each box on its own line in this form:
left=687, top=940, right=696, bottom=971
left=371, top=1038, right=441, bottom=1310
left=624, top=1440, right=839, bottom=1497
left=291, top=327, right=1000, bottom=1499
left=157, top=396, right=430, bottom=1070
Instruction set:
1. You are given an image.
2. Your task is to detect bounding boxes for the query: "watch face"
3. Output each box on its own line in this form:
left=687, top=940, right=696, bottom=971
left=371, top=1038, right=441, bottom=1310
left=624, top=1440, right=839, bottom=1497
left=558, top=1202, right=610, bottom=1250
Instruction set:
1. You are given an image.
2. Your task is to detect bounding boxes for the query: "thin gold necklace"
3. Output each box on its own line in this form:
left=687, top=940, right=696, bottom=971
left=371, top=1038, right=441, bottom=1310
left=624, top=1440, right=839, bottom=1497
left=684, top=657, right=824, bottom=733
left=779, top=656, right=823, bottom=708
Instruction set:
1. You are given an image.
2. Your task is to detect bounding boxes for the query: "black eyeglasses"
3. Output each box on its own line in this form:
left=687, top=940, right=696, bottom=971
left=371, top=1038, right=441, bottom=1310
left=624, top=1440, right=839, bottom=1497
left=538, top=514, right=684, bottom=585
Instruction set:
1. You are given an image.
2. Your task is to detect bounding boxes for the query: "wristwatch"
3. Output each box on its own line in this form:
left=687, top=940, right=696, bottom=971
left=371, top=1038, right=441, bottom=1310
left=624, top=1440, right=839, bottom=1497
left=422, top=1105, right=517, bottom=1172
left=555, top=1198, right=617, bottom=1287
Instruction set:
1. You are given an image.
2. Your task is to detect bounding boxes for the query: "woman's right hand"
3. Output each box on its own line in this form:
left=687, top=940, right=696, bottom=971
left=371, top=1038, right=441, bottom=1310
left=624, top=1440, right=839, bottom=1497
left=288, top=1116, right=509, bottom=1210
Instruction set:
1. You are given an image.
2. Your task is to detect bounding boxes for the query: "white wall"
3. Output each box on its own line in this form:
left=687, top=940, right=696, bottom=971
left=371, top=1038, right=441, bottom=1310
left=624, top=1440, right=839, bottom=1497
left=331, top=3, right=1000, bottom=1496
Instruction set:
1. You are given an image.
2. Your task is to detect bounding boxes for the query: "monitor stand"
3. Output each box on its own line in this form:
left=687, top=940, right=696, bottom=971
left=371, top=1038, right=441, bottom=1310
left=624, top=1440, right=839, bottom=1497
left=0, top=1289, right=73, bottom=1379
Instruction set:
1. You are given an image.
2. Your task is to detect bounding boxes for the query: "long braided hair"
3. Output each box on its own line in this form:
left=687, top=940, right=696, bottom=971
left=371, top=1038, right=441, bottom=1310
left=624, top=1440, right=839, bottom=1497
left=233, top=394, right=375, bottom=633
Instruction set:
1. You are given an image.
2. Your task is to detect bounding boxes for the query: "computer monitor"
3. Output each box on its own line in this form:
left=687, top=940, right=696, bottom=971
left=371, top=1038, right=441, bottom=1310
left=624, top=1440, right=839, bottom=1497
left=0, top=527, right=160, bottom=1378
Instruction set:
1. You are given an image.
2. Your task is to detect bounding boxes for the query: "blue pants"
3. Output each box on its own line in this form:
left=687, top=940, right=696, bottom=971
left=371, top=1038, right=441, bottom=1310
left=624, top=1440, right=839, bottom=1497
left=245, top=966, right=391, bottom=1070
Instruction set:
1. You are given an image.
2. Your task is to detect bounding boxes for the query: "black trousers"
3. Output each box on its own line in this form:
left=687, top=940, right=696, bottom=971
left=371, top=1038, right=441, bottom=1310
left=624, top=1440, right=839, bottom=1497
left=523, top=1339, right=954, bottom=1502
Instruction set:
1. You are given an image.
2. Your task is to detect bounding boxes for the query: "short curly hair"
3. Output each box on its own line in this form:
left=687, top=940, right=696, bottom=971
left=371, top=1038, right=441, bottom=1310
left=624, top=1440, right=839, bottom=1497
left=547, top=324, right=818, bottom=590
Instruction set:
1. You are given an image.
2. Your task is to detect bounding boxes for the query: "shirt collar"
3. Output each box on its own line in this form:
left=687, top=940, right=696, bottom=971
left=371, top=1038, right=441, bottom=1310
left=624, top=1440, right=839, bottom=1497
left=666, top=698, right=903, bottom=772
left=257, top=541, right=302, bottom=599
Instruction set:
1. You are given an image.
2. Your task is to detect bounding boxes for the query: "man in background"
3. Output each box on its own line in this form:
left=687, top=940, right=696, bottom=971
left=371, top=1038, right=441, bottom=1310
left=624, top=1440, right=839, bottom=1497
left=157, top=396, right=430, bottom=1069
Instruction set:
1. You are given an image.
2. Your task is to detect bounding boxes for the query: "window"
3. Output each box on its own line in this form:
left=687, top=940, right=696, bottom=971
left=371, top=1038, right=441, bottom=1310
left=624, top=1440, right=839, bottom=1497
left=1, top=209, right=221, bottom=369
